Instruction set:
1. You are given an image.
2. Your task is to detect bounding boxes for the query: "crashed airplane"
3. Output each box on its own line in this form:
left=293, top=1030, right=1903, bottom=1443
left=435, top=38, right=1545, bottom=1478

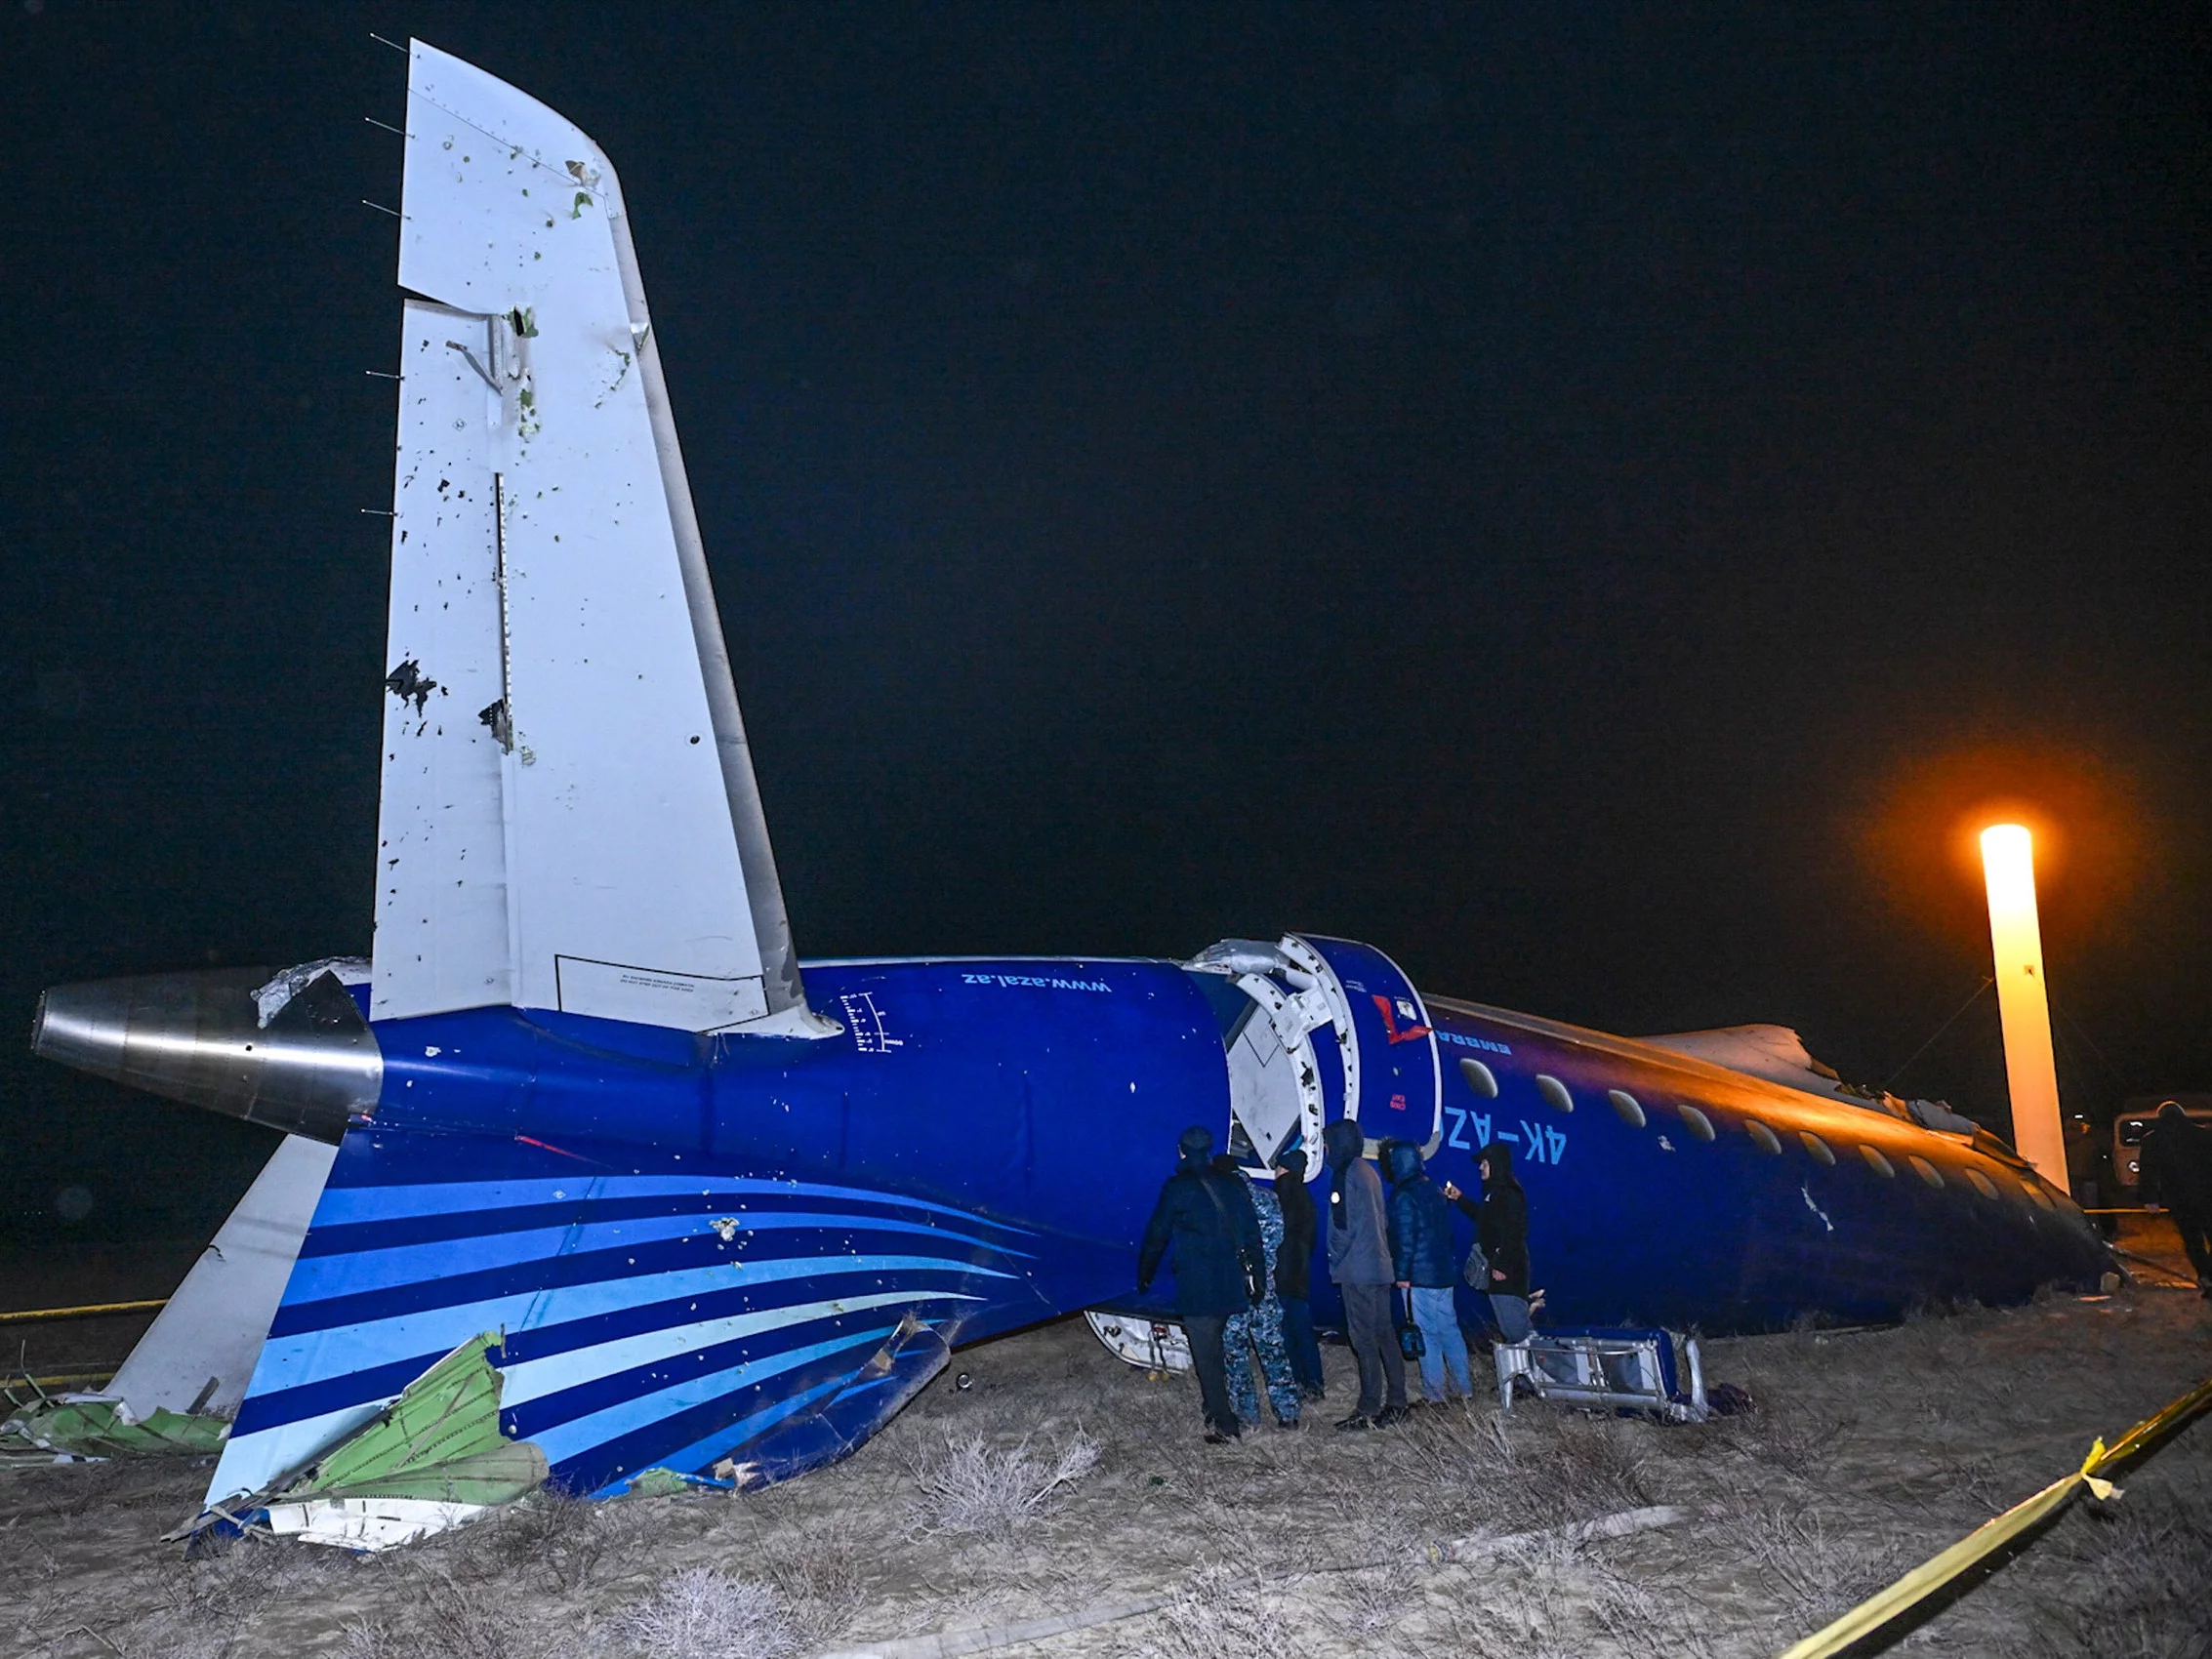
left=30, top=43, right=2112, bottom=1548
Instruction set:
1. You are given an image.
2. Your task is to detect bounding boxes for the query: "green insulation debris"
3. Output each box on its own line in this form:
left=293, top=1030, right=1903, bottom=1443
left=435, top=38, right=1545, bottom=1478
left=0, top=1397, right=228, bottom=1460
left=287, top=1331, right=547, bottom=1506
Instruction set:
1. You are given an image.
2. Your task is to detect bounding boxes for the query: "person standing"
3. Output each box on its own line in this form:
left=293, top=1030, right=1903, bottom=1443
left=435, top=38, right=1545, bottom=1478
left=1271, top=1148, right=1326, bottom=1398
left=1385, top=1141, right=1473, bottom=1405
left=2141, top=1101, right=2212, bottom=1298
left=1322, top=1117, right=1408, bottom=1430
left=1445, top=1141, right=1532, bottom=1342
left=1137, top=1126, right=1267, bottom=1442
left=1212, top=1153, right=1302, bottom=1430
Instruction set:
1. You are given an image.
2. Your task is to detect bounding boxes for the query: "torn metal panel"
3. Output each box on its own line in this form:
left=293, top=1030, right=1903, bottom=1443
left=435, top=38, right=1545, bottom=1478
left=203, top=1332, right=548, bottom=1553
left=254, top=956, right=370, bottom=1029
left=713, top=1312, right=951, bottom=1492
left=265, top=1495, right=492, bottom=1551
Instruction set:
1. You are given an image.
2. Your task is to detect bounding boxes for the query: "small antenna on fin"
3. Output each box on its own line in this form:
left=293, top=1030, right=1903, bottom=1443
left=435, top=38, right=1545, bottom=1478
left=369, top=32, right=408, bottom=56
left=361, top=200, right=401, bottom=219
left=364, top=116, right=406, bottom=137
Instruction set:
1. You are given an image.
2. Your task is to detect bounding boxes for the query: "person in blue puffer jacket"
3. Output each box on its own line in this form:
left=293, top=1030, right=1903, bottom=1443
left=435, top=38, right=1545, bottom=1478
left=1385, top=1140, right=1474, bottom=1405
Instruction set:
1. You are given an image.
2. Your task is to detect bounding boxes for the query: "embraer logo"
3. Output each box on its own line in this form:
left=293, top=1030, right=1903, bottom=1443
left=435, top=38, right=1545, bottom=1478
left=1372, top=994, right=1432, bottom=1045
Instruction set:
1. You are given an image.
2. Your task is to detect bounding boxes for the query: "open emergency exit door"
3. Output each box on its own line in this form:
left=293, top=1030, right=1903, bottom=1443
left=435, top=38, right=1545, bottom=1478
left=1185, top=934, right=1443, bottom=1172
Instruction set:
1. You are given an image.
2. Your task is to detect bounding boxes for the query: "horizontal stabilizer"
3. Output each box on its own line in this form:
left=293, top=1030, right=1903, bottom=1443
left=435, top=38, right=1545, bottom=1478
left=108, top=1133, right=340, bottom=1421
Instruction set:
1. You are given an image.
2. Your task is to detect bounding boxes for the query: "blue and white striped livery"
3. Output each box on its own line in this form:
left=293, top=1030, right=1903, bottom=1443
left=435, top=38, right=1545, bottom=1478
left=30, top=41, right=2114, bottom=1540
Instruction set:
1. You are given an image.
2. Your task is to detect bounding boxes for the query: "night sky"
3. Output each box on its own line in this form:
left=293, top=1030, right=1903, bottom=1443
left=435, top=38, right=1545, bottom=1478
left=6, top=5, right=2209, bottom=1242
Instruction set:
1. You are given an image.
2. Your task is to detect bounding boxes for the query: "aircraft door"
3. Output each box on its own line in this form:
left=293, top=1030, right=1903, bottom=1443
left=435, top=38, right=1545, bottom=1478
left=1184, top=934, right=1442, bottom=1171
left=1290, top=935, right=1444, bottom=1155
left=1184, top=939, right=1342, bottom=1172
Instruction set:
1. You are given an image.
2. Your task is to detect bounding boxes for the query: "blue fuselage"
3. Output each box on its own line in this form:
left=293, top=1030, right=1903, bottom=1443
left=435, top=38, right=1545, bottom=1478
left=362, top=952, right=2111, bottom=1340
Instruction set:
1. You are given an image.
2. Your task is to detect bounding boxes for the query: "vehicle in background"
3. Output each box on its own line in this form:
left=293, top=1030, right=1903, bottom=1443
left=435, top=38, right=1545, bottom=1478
left=2112, top=1095, right=2212, bottom=1195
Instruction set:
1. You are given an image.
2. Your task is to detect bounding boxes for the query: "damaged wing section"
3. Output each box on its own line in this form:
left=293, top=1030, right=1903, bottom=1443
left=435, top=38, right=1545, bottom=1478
left=1642, top=1024, right=1980, bottom=1135
left=203, top=1124, right=1044, bottom=1540
left=374, top=41, right=824, bottom=1036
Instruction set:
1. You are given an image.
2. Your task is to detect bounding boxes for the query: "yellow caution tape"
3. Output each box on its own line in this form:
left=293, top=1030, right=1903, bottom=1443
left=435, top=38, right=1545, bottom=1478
left=0, top=1298, right=167, bottom=1326
left=1780, top=1373, right=2212, bottom=1659
left=18, top=1371, right=121, bottom=1390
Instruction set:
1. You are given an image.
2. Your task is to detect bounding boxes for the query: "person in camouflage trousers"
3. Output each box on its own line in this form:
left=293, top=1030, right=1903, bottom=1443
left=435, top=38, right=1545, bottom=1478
left=1211, top=1154, right=1303, bottom=1429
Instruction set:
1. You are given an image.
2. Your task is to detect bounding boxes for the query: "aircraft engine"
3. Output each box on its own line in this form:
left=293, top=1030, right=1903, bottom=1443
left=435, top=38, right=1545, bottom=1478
left=32, top=966, right=381, bottom=1144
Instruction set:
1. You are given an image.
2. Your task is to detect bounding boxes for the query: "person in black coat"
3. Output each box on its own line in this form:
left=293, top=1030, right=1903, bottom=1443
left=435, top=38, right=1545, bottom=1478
left=1271, top=1147, right=1325, bottom=1397
left=1137, top=1125, right=1266, bottom=1440
left=1443, top=1140, right=1533, bottom=1341
left=2141, top=1102, right=2212, bottom=1296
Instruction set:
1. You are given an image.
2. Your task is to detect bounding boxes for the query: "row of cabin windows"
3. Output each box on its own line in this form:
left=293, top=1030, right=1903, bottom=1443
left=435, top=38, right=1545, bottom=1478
left=1456, top=1055, right=2047, bottom=1210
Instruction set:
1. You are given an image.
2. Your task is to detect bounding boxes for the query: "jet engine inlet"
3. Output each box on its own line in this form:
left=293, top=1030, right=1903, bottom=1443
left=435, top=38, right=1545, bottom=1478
left=31, top=968, right=381, bottom=1144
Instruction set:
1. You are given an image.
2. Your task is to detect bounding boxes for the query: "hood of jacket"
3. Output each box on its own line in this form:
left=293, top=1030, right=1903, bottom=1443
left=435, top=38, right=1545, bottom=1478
left=1323, top=1117, right=1367, bottom=1231
left=1480, top=1139, right=1518, bottom=1184
left=1384, top=1140, right=1425, bottom=1185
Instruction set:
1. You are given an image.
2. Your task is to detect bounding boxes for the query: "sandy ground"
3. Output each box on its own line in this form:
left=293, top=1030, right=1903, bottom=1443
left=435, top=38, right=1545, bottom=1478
left=1, top=1226, right=2206, bottom=1658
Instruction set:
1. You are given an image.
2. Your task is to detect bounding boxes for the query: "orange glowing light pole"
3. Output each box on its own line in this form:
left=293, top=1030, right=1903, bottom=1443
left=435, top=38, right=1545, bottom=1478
left=1979, top=824, right=2067, bottom=1187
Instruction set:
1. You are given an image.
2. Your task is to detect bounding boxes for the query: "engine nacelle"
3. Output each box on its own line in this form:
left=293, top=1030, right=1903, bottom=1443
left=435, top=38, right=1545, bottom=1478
left=32, top=967, right=381, bottom=1144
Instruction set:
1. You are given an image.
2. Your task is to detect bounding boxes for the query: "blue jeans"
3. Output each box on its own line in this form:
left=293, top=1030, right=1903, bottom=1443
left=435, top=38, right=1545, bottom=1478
left=1409, top=1285, right=1473, bottom=1402
left=1278, top=1294, right=1325, bottom=1395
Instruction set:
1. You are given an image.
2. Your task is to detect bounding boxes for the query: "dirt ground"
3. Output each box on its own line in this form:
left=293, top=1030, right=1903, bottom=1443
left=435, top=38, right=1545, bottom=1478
left=1, top=1226, right=2207, bottom=1659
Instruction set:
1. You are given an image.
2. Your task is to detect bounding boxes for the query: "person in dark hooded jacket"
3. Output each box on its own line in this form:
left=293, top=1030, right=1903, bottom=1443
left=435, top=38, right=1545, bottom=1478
left=2140, top=1101, right=2212, bottom=1295
left=1138, top=1125, right=1267, bottom=1441
left=1445, top=1140, right=1532, bottom=1342
left=1386, top=1142, right=1473, bottom=1403
left=1322, top=1117, right=1408, bottom=1429
left=1271, top=1148, right=1326, bottom=1396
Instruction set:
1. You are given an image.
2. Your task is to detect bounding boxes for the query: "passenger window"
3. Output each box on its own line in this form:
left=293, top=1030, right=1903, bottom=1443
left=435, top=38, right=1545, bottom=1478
left=1860, top=1146, right=1895, bottom=1178
left=1536, top=1074, right=1574, bottom=1113
left=1459, top=1057, right=1498, bottom=1098
left=1675, top=1103, right=1715, bottom=1143
left=1607, top=1088, right=1646, bottom=1128
left=1965, top=1168, right=2000, bottom=1199
left=1907, top=1155, right=1944, bottom=1190
left=1799, top=1131, right=1836, bottom=1166
left=1745, top=1119, right=1782, bottom=1155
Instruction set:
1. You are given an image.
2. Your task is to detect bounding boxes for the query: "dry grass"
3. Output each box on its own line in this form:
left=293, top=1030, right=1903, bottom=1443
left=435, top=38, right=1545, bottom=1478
left=2019, top=1487, right=2212, bottom=1659
left=909, top=1430, right=1102, bottom=1535
left=1, top=1282, right=2206, bottom=1658
left=1112, top=1561, right=1277, bottom=1659
left=609, top=1564, right=802, bottom=1659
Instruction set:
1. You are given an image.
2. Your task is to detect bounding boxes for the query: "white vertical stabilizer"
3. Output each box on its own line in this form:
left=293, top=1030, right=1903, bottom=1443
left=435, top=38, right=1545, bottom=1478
left=106, top=1135, right=339, bottom=1420
left=373, top=42, right=823, bottom=1034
